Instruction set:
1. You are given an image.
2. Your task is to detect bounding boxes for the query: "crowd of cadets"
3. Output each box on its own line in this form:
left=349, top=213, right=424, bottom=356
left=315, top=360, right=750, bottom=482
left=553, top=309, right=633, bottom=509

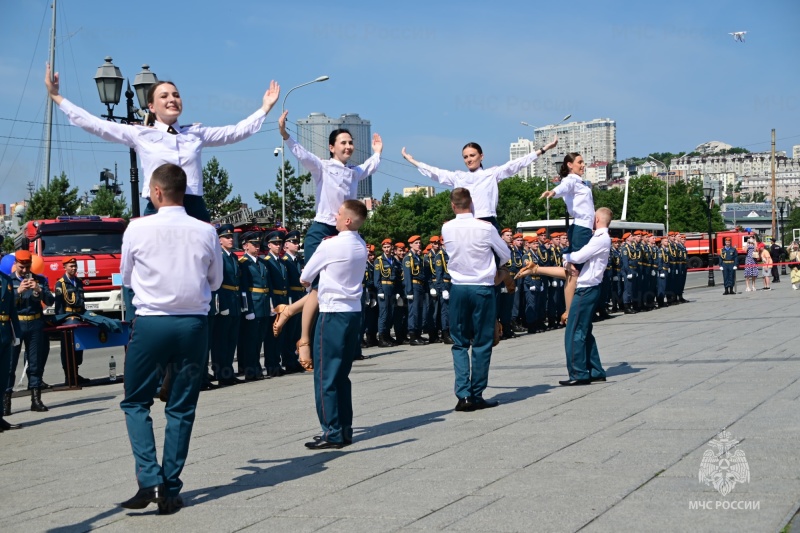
left=359, top=228, right=692, bottom=348
left=211, top=225, right=692, bottom=380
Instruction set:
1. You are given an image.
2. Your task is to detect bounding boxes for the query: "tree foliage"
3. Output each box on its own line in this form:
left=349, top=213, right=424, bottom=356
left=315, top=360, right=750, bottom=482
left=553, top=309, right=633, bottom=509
left=84, top=187, right=130, bottom=219
left=253, top=160, right=315, bottom=230
left=24, top=172, right=81, bottom=221
left=358, top=173, right=726, bottom=246
left=203, top=157, right=242, bottom=220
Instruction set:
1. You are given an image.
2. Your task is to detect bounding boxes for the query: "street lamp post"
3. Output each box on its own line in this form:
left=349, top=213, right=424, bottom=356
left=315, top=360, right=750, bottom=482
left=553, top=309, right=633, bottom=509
left=648, top=156, right=670, bottom=233
left=777, top=197, right=786, bottom=275
left=93, top=57, right=157, bottom=217
left=703, top=185, right=716, bottom=287
left=280, top=76, right=329, bottom=227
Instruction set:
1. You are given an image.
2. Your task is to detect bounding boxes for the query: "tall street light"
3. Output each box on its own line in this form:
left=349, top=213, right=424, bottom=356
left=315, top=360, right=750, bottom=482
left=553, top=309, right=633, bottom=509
left=280, top=76, right=329, bottom=227
left=648, top=156, right=670, bottom=233
left=777, top=197, right=786, bottom=275
left=94, top=57, right=157, bottom=218
left=703, top=185, right=716, bottom=287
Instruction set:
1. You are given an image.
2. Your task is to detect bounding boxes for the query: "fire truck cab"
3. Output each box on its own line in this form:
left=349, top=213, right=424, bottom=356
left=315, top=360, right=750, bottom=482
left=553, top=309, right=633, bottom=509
left=14, top=215, right=127, bottom=314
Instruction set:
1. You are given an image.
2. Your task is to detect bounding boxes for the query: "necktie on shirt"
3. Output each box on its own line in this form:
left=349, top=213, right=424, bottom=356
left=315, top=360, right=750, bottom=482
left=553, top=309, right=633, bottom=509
left=167, top=125, right=179, bottom=135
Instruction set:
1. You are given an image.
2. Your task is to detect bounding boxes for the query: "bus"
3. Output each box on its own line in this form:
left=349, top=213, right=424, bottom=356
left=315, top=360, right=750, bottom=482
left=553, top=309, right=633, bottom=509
left=516, top=219, right=666, bottom=240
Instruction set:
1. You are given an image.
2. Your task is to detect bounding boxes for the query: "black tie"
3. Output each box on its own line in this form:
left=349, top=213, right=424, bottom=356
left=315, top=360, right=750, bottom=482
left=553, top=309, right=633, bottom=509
left=167, top=125, right=178, bottom=135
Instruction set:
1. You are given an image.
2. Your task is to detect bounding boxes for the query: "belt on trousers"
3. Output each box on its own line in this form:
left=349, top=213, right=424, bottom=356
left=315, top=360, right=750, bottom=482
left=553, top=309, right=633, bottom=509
left=381, top=281, right=394, bottom=285
left=248, top=287, right=269, bottom=293
left=289, top=286, right=304, bottom=292
left=0, top=314, right=8, bottom=322
left=221, top=284, right=239, bottom=291
left=19, top=313, right=42, bottom=321
left=722, top=261, right=734, bottom=264
left=272, top=290, right=287, bottom=295
left=65, top=306, right=84, bottom=313
left=412, top=279, right=423, bottom=284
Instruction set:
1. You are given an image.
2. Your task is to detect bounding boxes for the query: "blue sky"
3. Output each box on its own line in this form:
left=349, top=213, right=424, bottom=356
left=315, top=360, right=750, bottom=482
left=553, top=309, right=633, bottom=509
left=1, top=0, right=798, bottom=207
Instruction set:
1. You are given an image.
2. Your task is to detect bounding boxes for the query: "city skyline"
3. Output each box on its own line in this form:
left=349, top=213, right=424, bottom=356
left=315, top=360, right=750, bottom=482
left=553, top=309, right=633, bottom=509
left=0, top=0, right=797, bottom=208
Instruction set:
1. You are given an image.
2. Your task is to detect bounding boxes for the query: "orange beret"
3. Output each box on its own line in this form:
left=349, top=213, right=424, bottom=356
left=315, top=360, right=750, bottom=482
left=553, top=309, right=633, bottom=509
left=424, top=244, right=432, bottom=252
left=395, top=242, right=406, bottom=249
left=611, top=238, right=619, bottom=243
left=536, top=228, right=546, bottom=235
left=14, top=250, right=32, bottom=263
left=408, top=235, right=421, bottom=244
left=512, top=233, right=523, bottom=239
left=429, top=235, right=440, bottom=243
left=501, top=228, right=512, bottom=234
left=367, top=244, right=375, bottom=252
left=381, top=238, right=393, bottom=245
left=622, top=232, right=631, bottom=239
left=62, top=257, right=78, bottom=266
left=523, top=236, right=535, bottom=243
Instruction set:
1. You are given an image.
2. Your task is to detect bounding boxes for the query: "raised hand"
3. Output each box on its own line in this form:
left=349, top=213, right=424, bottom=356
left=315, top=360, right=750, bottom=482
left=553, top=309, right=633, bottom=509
left=401, top=147, right=419, bottom=167
left=543, top=135, right=558, bottom=152
left=44, top=63, right=64, bottom=105
left=278, top=110, right=289, bottom=140
left=262, top=80, right=280, bottom=113
left=372, top=133, right=383, bottom=154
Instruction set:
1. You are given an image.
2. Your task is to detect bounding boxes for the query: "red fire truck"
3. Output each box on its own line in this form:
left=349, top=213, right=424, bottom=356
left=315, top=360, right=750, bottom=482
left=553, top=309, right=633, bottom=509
left=14, top=215, right=127, bottom=315
left=682, top=230, right=754, bottom=269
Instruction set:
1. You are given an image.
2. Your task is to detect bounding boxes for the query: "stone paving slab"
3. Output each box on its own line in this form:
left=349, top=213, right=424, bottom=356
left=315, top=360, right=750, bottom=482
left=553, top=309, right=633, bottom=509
left=0, top=284, right=798, bottom=532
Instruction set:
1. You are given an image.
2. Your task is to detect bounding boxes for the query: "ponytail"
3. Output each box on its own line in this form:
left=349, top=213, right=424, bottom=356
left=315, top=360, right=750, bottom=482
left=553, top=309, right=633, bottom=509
left=559, top=152, right=582, bottom=178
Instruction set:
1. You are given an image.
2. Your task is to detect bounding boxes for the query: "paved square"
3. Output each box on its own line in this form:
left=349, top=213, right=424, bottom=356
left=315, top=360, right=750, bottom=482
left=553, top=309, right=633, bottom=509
left=1, top=284, right=798, bottom=532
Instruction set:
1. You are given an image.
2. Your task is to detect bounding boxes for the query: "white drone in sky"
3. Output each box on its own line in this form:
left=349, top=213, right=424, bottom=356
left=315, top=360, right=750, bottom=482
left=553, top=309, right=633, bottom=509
left=729, top=31, right=747, bottom=42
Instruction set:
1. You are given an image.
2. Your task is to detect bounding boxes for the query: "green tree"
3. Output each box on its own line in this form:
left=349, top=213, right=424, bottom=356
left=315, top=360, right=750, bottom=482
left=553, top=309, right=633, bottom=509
left=497, top=176, right=546, bottom=229
left=254, top=160, right=315, bottom=229
left=84, top=187, right=130, bottom=219
left=24, top=172, right=81, bottom=221
left=203, top=157, right=242, bottom=220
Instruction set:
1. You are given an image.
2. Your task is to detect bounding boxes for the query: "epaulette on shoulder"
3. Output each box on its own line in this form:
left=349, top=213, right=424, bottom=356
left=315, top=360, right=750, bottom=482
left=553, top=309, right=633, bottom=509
left=238, top=256, right=248, bottom=263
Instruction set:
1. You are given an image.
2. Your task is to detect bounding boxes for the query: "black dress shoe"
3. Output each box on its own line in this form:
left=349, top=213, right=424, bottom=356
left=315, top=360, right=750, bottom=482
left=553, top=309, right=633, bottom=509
left=219, top=377, right=244, bottom=386
left=305, top=439, right=345, bottom=450
left=313, top=435, right=352, bottom=445
left=266, top=367, right=284, bottom=378
left=0, top=418, right=22, bottom=430
left=200, top=382, right=219, bottom=391
left=40, top=381, right=53, bottom=390
left=472, top=397, right=499, bottom=410
left=120, top=484, right=165, bottom=509
left=244, top=374, right=266, bottom=382
left=454, top=398, right=475, bottom=412
left=77, top=375, right=91, bottom=385
left=354, top=355, right=367, bottom=360
left=157, top=495, right=184, bottom=515
left=590, top=376, right=607, bottom=382
left=558, top=379, right=591, bottom=386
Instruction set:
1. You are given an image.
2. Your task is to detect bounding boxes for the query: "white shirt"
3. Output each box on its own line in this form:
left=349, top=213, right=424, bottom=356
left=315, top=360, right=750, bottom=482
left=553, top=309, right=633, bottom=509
left=300, top=231, right=367, bottom=312
left=286, top=137, right=381, bottom=226
left=416, top=151, right=538, bottom=219
left=563, top=227, right=611, bottom=288
left=58, top=98, right=266, bottom=198
left=442, top=213, right=511, bottom=285
left=551, top=174, right=595, bottom=229
left=121, top=206, right=222, bottom=315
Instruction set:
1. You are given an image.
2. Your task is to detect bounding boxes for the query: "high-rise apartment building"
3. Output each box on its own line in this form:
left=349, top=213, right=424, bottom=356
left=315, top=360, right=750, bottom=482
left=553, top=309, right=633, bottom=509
left=509, top=138, right=537, bottom=179
left=519, top=118, right=616, bottom=178
left=295, top=112, right=373, bottom=199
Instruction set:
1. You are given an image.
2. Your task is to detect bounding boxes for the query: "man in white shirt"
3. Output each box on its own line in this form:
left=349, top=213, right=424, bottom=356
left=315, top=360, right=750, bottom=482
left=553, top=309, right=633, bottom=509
left=559, top=207, right=613, bottom=386
left=300, top=200, right=369, bottom=450
left=441, top=188, right=511, bottom=412
left=119, top=163, right=222, bottom=514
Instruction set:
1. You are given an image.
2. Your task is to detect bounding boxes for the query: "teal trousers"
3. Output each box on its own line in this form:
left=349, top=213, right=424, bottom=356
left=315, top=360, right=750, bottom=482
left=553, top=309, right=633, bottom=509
left=120, top=315, right=207, bottom=496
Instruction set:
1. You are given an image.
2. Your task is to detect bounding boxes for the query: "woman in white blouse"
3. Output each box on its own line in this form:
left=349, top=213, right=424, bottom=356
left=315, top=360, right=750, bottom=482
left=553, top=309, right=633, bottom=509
left=401, top=137, right=557, bottom=231
left=45, top=64, right=280, bottom=221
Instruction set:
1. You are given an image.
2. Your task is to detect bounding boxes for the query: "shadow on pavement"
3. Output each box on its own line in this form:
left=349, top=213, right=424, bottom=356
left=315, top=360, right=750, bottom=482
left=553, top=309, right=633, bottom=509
left=606, top=362, right=645, bottom=378
left=21, top=408, right=108, bottom=428
left=485, top=384, right=556, bottom=405
left=48, top=395, right=117, bottom=409
left=354, top=409, right=451, bottom=442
